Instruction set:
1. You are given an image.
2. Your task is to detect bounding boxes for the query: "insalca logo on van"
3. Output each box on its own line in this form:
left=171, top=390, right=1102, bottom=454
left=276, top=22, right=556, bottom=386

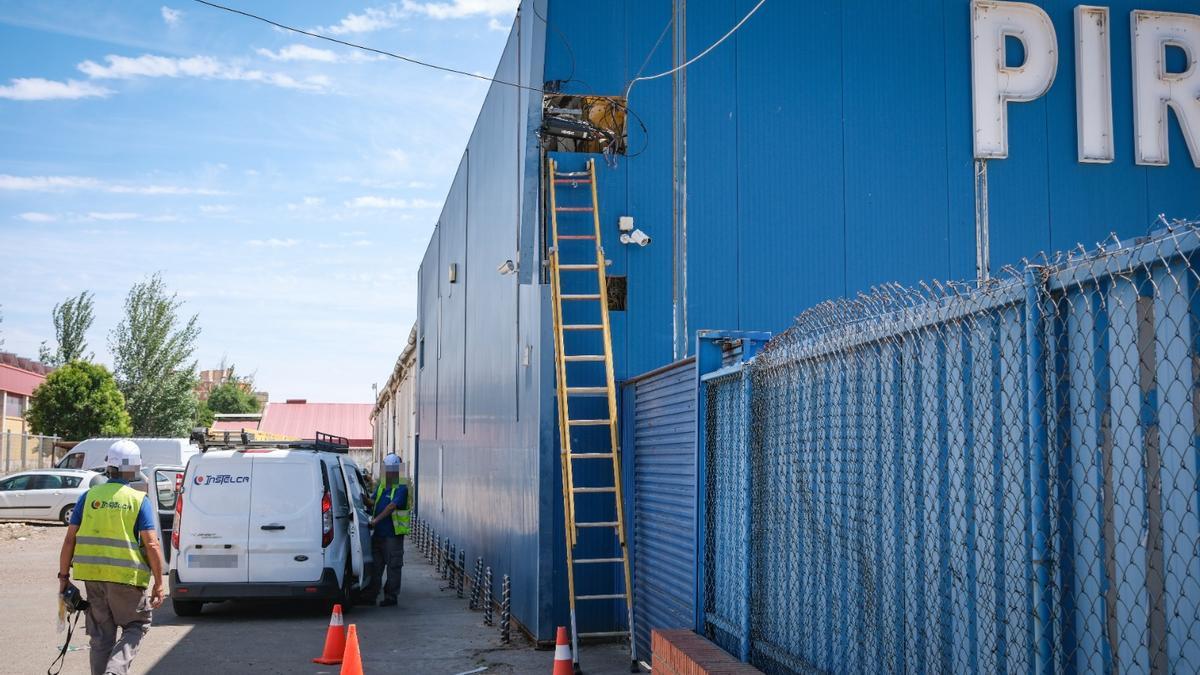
left=192, top=474, right=250, bottom=486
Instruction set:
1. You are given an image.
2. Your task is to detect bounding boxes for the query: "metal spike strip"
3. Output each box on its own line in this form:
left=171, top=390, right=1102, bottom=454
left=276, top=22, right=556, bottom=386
left=434, top=535, right=442, bottom=571
left=483, top=567, right=494, bottom=626
left=444, top=542, right=454, bottom=581
left=500, top=574, right=511, bottom=643
left=456, top=551, right=466, bottom=598
left=469, top=557, right=484, bottom=610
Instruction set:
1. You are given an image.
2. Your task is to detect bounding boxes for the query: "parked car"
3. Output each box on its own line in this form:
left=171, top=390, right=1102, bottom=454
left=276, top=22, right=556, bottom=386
left=167, top=438, right=373, bottom=616
left=0, top=469, right=105, bottom=524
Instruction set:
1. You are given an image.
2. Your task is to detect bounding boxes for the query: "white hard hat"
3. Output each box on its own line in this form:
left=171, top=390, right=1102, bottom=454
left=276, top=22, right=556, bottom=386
left=383, top=454, right=401, bottom=469
left=105, top=440, right=142, bottom=470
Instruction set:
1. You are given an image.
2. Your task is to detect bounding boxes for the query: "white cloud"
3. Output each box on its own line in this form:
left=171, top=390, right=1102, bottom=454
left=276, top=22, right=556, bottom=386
left=161, top=6, right=182, bottom=26
left=402, top=0, right=516, bottom=19
left=487, top=18, right=508, bottom=31
left=16, top=212, right=56, bottom=222
left=345, top=196, right=439, bottom=209
left=0, top=77, right=112, bottom=101
left=287, top=196, right=324, bottom=211
left=257, top=44, right=339, bottom=63
left=247, top=238, right=299, bottom=248
left=86, top=211, right=141, bottom=221
left=0, top=174, right=224, bottom=195
left=78, top=54, right=330, bottom=92
left=317, top=1, right=515, bottom=34
left=199, top=204, right=231, bottom=213
left=319, top=6, right=403, bottom=34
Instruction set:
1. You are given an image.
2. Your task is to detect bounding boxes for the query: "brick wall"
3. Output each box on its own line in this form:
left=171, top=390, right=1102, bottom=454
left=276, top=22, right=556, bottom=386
left=650, top=629, right=762, bottom=675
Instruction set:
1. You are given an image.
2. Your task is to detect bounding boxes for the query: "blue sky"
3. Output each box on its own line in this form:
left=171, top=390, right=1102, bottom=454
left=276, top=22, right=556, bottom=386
left=0, top=0, right=516, bottom=403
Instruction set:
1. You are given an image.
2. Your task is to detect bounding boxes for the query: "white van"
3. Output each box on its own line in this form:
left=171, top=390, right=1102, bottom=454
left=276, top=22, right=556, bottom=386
left=57, top=437, right=199, bottom=476
left=167, top=438, right=373, bottom=616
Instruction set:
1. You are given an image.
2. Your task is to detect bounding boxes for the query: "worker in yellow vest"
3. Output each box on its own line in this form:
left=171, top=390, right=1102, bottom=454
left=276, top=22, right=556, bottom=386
left=363, top=453, right=410, bottom=606
left=58, top=440, right=165, bottom=675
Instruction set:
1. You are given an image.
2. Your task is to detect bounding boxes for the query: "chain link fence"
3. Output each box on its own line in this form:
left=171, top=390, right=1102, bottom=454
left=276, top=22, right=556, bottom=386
left=1, top=431, right=61, bottom=475
left=701, top=221, right=1200, bottom=674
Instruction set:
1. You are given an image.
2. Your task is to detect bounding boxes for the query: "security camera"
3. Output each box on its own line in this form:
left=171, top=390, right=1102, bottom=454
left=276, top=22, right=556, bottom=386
left=620, top=229, right=651, bottom=247
left=497, top=259, right=517, bottom=275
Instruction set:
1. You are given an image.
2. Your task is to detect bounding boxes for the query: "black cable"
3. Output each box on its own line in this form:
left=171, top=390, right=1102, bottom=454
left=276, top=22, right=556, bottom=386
left=192, top=0, right=544, bottom=93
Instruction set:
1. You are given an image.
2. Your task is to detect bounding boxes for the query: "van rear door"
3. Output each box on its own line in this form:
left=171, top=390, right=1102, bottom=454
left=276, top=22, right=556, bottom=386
left=176, top=452, right=252, bottom=583
left=338, top=457, right=368, bottom=589
left=247, top=451, right=323, bottom=583
left=152, top=466, right=185, bottom=563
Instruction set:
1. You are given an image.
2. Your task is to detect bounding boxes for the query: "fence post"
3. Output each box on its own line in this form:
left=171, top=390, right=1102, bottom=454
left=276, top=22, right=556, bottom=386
left=21, top=432, right=28, bottom=470
left=1024, top=265, right=1053, bottom=675
left=2, top=430, right=8, bottom=474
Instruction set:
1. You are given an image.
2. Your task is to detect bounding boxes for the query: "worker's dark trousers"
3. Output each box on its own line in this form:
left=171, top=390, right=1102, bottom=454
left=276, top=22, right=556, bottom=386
left=83, top=581, right=151, bottom=675
left=365, top=535, right=404, bottom=601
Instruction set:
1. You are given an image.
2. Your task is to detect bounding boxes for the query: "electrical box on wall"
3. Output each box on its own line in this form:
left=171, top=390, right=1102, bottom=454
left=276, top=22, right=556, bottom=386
left=618, top=216, right=634, bottom=232
left=448, top=263, right=458, bottom=283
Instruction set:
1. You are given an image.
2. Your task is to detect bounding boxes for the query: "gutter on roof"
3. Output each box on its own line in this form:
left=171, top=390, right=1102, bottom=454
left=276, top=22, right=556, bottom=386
left=371, top=323, right=418, bottom=419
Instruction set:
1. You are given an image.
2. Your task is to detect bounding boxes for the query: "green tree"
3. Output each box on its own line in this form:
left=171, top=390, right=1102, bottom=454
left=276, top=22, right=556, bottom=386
left=195, top=401, right=215, bottom=428
left=206, top=379, right=261, bottom=414
left=109, top=274, right=201, bottom=437
left=27, top=361, right=133, bottom=440
left=39, top=291, right=96, bottom=367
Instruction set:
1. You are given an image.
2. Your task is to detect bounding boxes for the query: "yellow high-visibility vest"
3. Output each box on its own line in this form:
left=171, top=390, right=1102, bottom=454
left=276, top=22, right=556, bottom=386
left=72, top=482, right=151, bottom=588
left=374, top=478, right=411, bottom=535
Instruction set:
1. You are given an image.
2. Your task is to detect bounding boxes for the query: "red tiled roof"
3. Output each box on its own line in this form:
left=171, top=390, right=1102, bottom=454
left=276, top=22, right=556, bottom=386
left=259, top=402, right=373, bottom=448
left=0, top=363, right=48, bottom=397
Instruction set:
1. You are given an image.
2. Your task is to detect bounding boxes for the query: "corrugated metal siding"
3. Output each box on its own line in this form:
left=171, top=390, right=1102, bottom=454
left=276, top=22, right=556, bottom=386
left=628, top=358, right=698, bottom=660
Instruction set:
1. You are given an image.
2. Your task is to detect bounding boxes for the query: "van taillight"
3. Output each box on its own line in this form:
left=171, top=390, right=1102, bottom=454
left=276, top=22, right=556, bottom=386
left=172, top=490, right=184, bottom=550
left=321, top=491, right=333, bottom=547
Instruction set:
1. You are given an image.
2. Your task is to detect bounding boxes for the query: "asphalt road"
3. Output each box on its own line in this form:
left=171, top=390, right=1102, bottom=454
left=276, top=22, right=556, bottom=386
left=0, top=522, right=632, bottom=674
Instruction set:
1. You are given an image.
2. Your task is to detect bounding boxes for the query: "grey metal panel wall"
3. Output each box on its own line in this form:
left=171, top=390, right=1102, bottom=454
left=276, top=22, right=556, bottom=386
left=629, top=358, right=698, bottom=661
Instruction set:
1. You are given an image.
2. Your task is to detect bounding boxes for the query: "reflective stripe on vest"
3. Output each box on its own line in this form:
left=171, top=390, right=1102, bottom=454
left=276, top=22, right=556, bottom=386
left=374, top=478, right=411, bottom=535
left=73, top=483, right=150, bottom=587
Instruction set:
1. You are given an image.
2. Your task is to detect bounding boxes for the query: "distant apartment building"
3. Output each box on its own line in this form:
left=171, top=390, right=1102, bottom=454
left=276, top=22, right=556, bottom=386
left=196, top=367, right=268, bottom=409
left=0, top=352, right=50, bottom=436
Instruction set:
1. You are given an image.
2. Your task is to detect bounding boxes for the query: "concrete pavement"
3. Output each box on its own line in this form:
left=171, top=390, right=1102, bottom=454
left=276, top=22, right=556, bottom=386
left=1, top=524, right=632, bottom=674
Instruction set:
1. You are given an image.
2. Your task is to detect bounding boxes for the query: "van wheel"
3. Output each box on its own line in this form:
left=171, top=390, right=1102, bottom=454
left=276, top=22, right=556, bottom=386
left=59, top=504, right=74, bottom=525
left=338, top=562, right=355, bottom=613
left=172, top=599, right=203, bottom=617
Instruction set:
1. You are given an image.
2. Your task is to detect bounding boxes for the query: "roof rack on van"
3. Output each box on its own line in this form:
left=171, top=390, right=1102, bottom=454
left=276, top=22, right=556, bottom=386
left=190, top=428, right=350, bottom=453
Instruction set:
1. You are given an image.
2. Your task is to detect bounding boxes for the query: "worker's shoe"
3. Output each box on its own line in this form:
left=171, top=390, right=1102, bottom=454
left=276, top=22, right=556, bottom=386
left=380, top=597, right=398, bottom=607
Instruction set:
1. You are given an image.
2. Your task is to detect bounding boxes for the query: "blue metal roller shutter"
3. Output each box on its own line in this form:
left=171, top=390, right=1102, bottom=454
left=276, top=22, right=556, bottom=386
left=627, top=358, right=698, bottom=662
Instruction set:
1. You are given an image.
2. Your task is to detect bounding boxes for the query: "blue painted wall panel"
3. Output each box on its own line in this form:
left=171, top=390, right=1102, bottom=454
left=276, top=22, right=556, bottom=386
left=409, top=0, right=1200, bottom=647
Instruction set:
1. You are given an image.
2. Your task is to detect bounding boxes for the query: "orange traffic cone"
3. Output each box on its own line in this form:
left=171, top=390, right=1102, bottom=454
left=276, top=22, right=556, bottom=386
left=341, top=624, right=364, bottom=675
left=312, top=604, right=346, bottom=665
left=552, top=626, right=573, bottom=675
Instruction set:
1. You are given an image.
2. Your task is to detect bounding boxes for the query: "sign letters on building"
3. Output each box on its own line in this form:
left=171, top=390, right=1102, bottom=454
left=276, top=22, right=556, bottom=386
left=971, top=1, right=1200, bottom=168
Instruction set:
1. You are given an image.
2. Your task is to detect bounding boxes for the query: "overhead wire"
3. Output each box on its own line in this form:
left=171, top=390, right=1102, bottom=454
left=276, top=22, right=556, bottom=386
left=622, top=0, right=768, bottom=101
left=191, top=0, right=544, bottom=93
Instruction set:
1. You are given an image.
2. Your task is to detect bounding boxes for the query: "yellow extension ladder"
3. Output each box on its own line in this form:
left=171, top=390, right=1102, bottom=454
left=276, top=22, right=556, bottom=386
left=547, top=157, right=636, bottom=673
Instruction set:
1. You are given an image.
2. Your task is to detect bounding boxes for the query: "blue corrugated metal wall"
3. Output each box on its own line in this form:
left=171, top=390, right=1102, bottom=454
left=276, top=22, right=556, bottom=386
left=624, top=358, right=699, bottom=660
left=410, top=0, right=1200, bottom=644
left=414, top=7, right=554, bottom=640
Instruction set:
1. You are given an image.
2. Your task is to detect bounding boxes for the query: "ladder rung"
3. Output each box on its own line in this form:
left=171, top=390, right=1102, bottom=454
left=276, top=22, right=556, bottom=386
left=556, top=207, right=594, bottom=212
left=557, top=235, right=596, bottom=240
left=562, top=324, right=603, bottom=331
left=566, top=387, right=607, bottom=396
left=554, top=179, right=592, bottom=185
left=562, top=294, right=601, bottom=301
left=574, top=558, right=624, bottom=565
left=578, top=631, right=630, bottom=639
left=568, top=418, right=611, bottom=426
left=576, top=521, right=618, bottom=528
left=564, top=355, right=606, bottom=362
left=559, top=264, right=599, bottom=271
left=569, top=453, right=615, bottom=460
left=572, top=486, right=617, bottom=494
left=576, top=594, right=627, bottom=601
left=556, top=171, right=590, bottom=178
